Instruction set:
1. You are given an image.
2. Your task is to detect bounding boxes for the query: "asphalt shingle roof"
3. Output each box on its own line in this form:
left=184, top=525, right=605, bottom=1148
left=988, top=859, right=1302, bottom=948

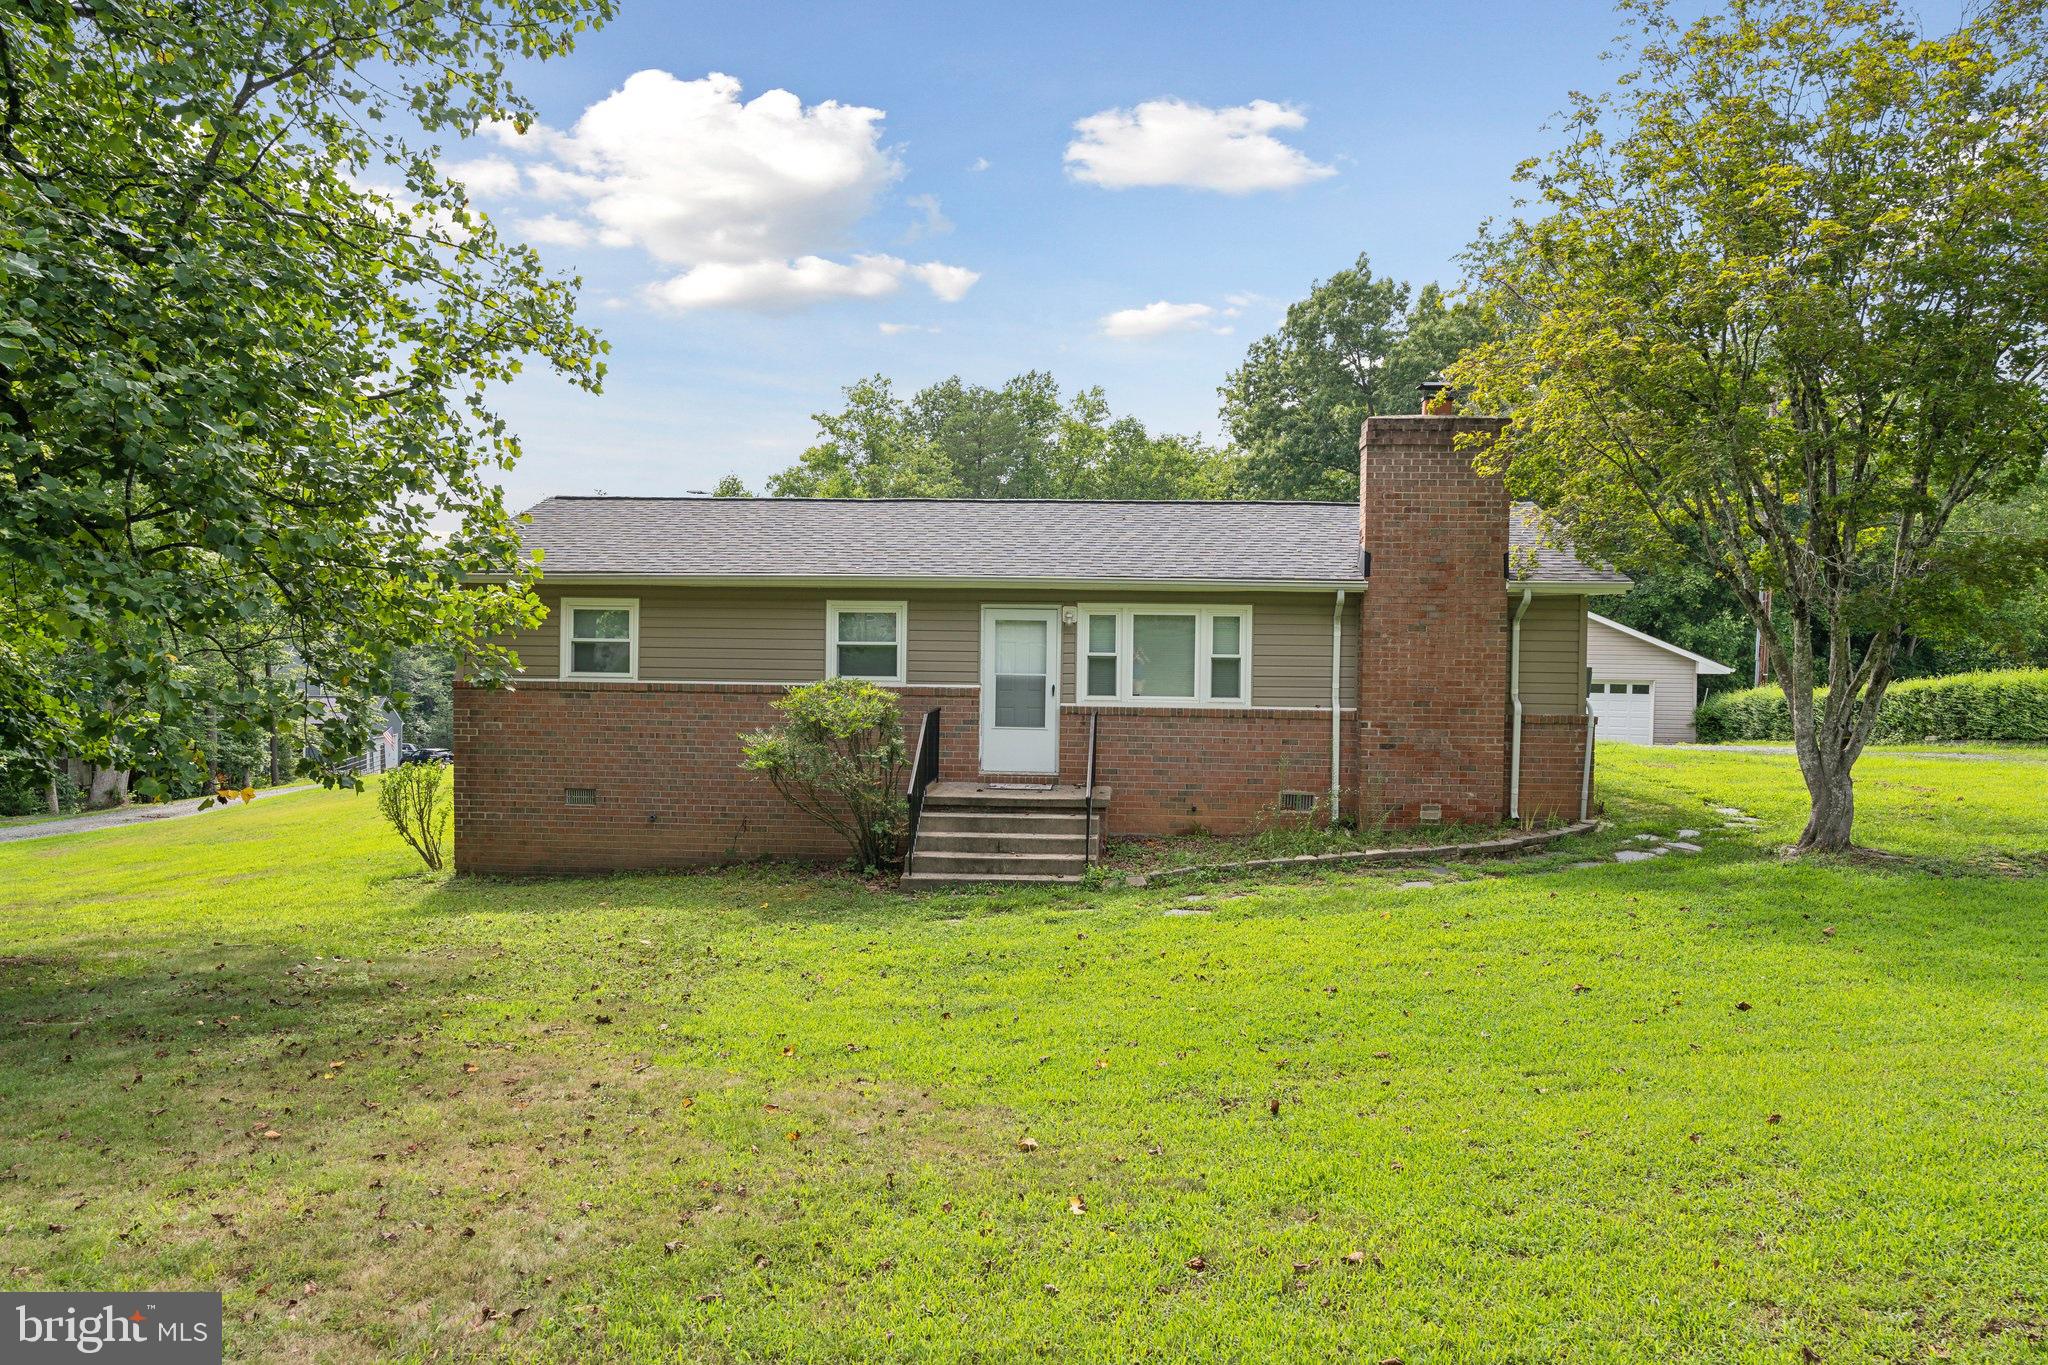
left=512, top=496, right=1627, bottom=588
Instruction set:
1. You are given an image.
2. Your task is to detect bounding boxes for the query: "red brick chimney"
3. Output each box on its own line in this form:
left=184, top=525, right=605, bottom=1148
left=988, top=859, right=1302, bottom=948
left=1356, top=410, right=1510, bottom=826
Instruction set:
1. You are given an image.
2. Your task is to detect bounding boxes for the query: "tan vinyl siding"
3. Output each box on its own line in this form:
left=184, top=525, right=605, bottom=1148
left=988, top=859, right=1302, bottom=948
left=1587, top=617, right=1704, bottom=743
left=1519, top=594, right=1588, bottom=715
left=509, top=584, right=1356, bottom=709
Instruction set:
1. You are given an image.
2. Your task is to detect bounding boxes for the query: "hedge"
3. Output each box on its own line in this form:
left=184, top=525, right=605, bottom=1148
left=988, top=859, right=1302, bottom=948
left=1693, top=669, right=2048, bottom=744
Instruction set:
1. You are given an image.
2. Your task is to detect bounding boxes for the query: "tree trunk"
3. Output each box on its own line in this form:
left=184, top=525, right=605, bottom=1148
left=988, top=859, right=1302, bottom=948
left=1794, top=749, right=1856, bottom=853
left=45, top=774, right=60, bottom=816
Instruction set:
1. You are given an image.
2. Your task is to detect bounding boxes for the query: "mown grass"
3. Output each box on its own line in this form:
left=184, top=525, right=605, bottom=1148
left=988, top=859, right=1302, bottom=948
left=1, top=747, right=2044, bottom=1362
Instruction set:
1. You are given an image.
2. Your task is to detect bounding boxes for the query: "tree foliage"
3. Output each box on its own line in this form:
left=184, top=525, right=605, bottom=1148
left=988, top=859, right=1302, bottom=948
left=1454, top=0, right=2048, bottom=852
left=1220, top=256, right=1492, bottom=500
left=767, top=372, right=1237, bottom=500
left=0, top=0, right=613, bottom=794
left=740, top=679, right=910, bottom=871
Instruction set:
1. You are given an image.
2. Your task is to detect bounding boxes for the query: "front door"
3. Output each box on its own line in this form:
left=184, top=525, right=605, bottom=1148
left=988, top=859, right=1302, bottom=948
left=979, top=607, right=1061, bottom=774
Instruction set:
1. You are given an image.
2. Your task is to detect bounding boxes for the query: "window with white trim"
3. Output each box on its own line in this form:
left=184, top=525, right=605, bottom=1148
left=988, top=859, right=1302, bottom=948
left=560, top=598, right=637, bottom=679
left=1077, top=606, right=1250, bottom=705
left=827, top=601, right=907, bottom=684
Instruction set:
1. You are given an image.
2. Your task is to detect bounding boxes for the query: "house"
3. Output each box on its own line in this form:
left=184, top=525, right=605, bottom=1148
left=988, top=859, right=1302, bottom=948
left=453, top=414, right=1629, bottom=877
left=1585, top=614, right=1735, bottom=744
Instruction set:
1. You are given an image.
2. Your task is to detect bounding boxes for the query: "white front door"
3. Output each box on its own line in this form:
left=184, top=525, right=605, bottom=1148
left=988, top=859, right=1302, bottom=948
left=1588, top=680, right=1656, bottom=744
left=979, top=607, right=1061, bottom=774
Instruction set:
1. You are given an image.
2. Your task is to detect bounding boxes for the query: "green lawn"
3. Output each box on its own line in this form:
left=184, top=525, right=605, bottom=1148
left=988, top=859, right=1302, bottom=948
left=2, top=749, right=2044, bottom=1362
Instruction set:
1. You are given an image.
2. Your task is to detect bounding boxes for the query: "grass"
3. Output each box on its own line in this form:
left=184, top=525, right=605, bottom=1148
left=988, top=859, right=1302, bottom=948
left=1098, top=815, right=1536, bottom=875
left=1, top=748, right=2045, bottom=1362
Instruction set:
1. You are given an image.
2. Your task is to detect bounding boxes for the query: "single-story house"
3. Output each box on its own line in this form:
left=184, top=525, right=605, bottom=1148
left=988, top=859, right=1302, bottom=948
left=453, top=414, right=1630, bottom=877
left=1585, top=613, right=1735, bottom=744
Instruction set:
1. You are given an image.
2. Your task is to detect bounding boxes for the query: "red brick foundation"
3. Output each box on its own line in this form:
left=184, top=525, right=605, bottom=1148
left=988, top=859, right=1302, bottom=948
left=1059, top=705, right=1357, bottom=838
left=1355, top=415, right=1511, bottom=826
left=452, top=681, right=977, bottom=874
left=1517, top=712, right=1594, bottom=822
left=454, top=682, right=1357, bottom=871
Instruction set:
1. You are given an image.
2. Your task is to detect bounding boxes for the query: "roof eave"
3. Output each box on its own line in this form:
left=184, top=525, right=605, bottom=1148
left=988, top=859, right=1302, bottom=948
left=477, top=571, right=1372, bottom=593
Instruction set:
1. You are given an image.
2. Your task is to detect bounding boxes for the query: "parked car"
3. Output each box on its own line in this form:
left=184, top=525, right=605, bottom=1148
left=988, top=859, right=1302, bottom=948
left=402, top=746, right=453, bottom=765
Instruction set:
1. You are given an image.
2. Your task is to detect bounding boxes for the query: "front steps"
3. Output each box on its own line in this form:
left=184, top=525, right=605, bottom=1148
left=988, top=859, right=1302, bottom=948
left=902, top=782, right=1111, bottom=885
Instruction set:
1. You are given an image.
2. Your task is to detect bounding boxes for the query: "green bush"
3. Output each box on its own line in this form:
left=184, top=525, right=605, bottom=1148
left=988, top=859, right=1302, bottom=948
left=1694, top=669, right=2048, bottom=744
left=377, top=763, right=450, bottom=871
left=740, top=679, right=909, bottom=871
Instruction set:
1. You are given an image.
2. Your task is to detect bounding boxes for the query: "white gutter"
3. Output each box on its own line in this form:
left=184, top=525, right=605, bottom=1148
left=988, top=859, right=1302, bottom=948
left=1329, top=588, right=1345, bottom=824
left=1508, top=587, right=1533, bottom=820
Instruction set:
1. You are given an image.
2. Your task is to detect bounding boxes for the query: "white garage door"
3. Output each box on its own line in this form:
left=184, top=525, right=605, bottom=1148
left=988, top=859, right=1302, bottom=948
left=1589, top=680, right=1655, bottom=744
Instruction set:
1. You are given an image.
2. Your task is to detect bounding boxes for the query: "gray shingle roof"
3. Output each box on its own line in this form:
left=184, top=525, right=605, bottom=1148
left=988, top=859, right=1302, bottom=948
left=512, top=496, right=1626, bottom=588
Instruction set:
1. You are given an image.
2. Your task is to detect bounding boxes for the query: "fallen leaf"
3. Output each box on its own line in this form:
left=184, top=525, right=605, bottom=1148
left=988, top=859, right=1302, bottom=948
left=1344, top=1250, right=1366, bottom=1266
left=1268, top=1097, right=1281, bottom=1117
left=1067, top=1195, right=1086, bottom=1216
left=1042, top=1283, right=1059, bottom=1297
left=1185, top=1255, right=1207, bottom=1272
left=1766, top=1113, right=1783, bottom=1125
left=663, top=1240, right=680, bottom=1255
left=261, top=1129, right=281, bottom=1140
left=1736, top=1001, right=1752, bottom=1012
left=1016, top=1137, right=1039, bottom=1152
left=1570, top=983, right=1591, bottom=994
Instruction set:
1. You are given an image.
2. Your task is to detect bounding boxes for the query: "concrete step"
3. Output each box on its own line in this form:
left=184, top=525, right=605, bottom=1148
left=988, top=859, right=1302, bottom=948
left=908, top=849, right=1089, bottom=879
left=917, top=808, right=1090, bottom=835
left=901, top=870, right=1085, bottom=887
left=916, top=828, right=1091, bottom=856
left=921, top=782, right=1111, bottom=812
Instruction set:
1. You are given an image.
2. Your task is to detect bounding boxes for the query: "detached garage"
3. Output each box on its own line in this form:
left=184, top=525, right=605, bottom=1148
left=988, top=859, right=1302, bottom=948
left=1586, top=613, right=1735, bottom=744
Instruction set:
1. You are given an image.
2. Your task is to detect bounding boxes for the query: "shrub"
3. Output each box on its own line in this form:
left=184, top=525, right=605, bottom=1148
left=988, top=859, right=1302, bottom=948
left=377, top=762, right=450, bottom=870
left=740, top=679, right=908, bottom=871
left=1694, top=669, right=2048, bottom=744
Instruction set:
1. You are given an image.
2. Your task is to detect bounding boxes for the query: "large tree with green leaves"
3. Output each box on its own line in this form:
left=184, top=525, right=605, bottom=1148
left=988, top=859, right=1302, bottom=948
left=1455, top=0, right=2048, bottom=853
left=767, top=372, right=1237, bottom=500
left=0, top=0, right=612, bottom=793
left=1220, top=257, right=1491, bottom=500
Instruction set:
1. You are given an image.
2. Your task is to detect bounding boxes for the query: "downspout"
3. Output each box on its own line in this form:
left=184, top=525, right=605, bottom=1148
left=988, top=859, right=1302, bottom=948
left=1508, top=587, right=1533, bottom=820
left=1579, top=694, right=1597, bottom=822
left=1329, top=588, right=1345, bottom=825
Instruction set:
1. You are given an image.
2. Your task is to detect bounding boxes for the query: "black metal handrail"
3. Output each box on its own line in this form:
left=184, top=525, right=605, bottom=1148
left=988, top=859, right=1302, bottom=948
left=1082, top=710, right=1100, bottom=868
left=905, top=706, right=942, bottom=854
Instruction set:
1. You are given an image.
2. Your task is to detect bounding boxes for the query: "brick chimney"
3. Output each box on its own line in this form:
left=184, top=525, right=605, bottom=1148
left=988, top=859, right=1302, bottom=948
left=1356, top=409, right=1511, bottom=826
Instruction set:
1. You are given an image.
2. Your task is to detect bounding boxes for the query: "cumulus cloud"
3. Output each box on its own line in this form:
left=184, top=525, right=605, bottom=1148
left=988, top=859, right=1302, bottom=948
left=1098, top=300, right=1229, bottom=340
left=515, top=213, right=594, bottom=247
left=902, top=192, right=952, bottom=241
left=443, top=156, right=522, bottom=197
left=647, top=254, right=980, bottom=313
left=968, top=156, right=991, bottom=172
left=484, top=70, right=978, bottom=309
left=1065, top=98, right=1335, bottom=193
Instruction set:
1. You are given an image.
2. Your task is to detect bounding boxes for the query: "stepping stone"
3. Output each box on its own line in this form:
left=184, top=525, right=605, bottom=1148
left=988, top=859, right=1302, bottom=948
left=1162, top=907, right=1212, bottom=917
left=1713, top=806, right=1744, bottom=816
left=1613, top=850, right=1658, bottom=863
left=1676, top=828, right=1700, bottom=839
left=1649, top=846, right=1670, bottom=855
left=1398, top=880, right=1436, bottom=890
left=1630, top=833, right=1660, bottom=842
left=1668, top=841, right=1703, bottom=853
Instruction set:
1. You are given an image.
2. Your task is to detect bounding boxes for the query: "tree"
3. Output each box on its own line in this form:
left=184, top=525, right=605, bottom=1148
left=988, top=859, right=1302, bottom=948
left=1220, top=257, right=1492, bottom=500
left=740, top=679, right=909, bottom=870
left=0, top=0, right=612, bottom=795
left=378, top=763, right=451, bottom=872
left=1455, top=0, right=2048, bottom=853
left=710, top=475, right=754, bottom=497
left=767, top=373, right=1236, bottom=499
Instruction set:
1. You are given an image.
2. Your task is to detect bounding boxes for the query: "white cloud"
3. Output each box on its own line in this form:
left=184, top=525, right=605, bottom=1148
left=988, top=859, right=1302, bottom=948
left=968, top=156, right=991, bottom=172
left=903, top=192, right=952, bottom=241
left=878, top=322, right=940, bottom=335
left=483, top=70, right=978, bottom=311
left=515, top=213, right=594, bottom=247
left=647, top=254, right=978, bottom=312
left=1098, top=300, right=1228, bottom=340
left=443, top=156, right=522, bottom=197
left=1065, top=98, right=1335, bottom=193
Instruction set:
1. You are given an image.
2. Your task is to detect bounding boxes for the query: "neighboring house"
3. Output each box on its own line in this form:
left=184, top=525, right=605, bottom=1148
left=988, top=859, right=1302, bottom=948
left=455, top=413, right=1629, bottom=877
left=460, top=411, right=1630, bottom=875
left=306, top=685, right=404, bottom=774
left=1586, top=613, right=1735, bottom=744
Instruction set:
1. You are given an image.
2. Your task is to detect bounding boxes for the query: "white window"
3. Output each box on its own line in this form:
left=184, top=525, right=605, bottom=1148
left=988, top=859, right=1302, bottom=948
left=1077, top=606, right=1250, bottom=705
left=560, top=598, right=637, bottom=680
left=827, top=601, right=907, bottom=684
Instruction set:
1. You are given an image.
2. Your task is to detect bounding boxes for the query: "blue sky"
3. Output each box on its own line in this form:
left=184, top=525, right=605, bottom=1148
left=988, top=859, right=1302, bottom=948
left=454, top=1, right=1639, bottom=510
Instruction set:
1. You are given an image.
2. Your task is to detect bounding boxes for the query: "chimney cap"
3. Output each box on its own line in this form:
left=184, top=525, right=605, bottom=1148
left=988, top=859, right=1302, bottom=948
left=1418, top=377, right=1452, bottom=399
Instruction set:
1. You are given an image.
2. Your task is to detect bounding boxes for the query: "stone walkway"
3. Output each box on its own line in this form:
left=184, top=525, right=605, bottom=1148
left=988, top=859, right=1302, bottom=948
left=0, top=784, right=319, bottom=844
